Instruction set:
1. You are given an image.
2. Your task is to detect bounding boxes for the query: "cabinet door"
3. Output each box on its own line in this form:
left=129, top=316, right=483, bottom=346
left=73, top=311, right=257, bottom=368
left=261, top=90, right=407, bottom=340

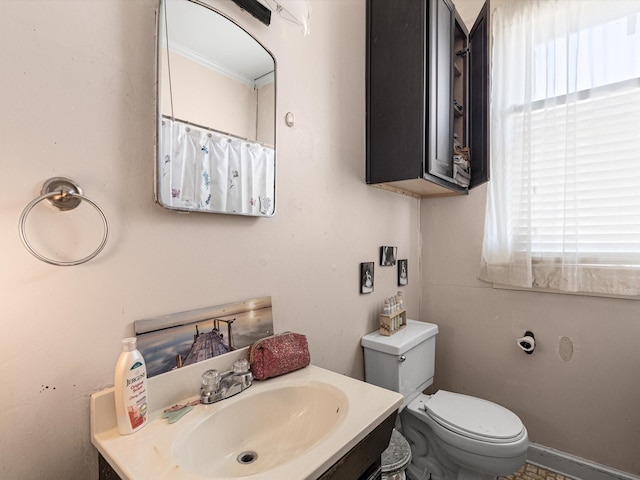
left=468, top=0, right=490, bottom=188
left=366, top=0, right=426, bottom=184
left=426, top=0, right=455, bottom=182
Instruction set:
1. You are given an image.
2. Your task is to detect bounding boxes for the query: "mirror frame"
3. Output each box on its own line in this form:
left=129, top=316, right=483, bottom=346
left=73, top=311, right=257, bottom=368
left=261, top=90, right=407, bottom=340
left=154, top=0, right=277, bottom=217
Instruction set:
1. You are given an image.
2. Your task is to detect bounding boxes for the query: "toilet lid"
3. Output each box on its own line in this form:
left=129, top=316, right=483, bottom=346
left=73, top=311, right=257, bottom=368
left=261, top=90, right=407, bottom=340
left=426, top=391, right=524, bottom=443
left=381, top=428, right=412, bottom=473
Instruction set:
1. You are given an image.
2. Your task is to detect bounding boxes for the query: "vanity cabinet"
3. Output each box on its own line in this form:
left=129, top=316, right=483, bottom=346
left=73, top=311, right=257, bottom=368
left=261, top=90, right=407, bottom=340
left=98, top=455, right=122, bottom=480
left=318, top=411, right=395, bottom=480
left=366, top=0, right=489, bottom=197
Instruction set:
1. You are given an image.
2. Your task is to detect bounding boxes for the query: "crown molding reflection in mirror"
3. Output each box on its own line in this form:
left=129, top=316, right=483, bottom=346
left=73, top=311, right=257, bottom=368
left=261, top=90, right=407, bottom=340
left=135, top=296, right=274, bottom=378
left=156, top=0, right=276, bottom=217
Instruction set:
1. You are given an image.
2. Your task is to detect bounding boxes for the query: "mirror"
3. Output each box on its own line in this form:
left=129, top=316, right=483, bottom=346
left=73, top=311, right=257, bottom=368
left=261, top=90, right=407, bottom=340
left=156, top=0, right=276, bottom=216
left=135, top=296, right=274, bottom=378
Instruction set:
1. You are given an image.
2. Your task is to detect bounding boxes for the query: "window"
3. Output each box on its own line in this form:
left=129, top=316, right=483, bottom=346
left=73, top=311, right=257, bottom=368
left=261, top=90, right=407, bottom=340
left=480, top=0, right=640, bottom=296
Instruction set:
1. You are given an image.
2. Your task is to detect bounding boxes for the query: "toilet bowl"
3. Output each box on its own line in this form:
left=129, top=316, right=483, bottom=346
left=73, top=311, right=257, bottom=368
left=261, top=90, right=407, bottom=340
left=361, top=320, right=528, bottom=480
left=402, top=392, right=528, bottom=480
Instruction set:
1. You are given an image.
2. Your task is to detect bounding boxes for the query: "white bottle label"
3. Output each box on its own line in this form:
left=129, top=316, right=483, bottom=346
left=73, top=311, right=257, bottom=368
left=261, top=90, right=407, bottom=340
left=125, top=361, right=147, bottom=430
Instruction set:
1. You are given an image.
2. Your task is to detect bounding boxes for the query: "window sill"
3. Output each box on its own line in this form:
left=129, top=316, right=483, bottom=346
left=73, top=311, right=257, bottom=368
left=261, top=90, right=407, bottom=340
left=491, top=282, right=640, bottom=301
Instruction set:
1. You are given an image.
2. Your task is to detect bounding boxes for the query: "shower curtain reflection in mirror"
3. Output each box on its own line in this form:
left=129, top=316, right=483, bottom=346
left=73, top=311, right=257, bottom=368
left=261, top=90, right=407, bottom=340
left=160, top=118, right=275, bottom=216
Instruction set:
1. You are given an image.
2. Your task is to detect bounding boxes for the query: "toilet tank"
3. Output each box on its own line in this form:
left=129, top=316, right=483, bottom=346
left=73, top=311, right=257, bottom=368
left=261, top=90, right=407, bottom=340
left=361, top=320, right=438, bottom=409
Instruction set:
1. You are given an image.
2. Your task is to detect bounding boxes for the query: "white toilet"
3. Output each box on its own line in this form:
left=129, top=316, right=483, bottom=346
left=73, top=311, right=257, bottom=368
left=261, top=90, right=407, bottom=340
left=361, top=320, right=528, bottom=480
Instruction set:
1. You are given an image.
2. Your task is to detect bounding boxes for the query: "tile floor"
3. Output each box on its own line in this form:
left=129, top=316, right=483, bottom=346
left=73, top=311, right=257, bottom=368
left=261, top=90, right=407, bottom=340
left=499, top=462, right=576, bottom=480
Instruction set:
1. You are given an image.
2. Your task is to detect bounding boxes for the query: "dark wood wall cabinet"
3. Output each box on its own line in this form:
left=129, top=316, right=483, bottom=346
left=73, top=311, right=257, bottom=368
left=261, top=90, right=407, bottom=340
left=366, top=0, right=489, bottom=197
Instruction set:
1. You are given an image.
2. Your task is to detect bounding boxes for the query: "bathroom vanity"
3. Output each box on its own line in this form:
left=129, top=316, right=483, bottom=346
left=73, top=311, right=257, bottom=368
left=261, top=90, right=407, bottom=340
left=97, top=413, right=396, bottom=480
left=91, top=353, right=402, bottom=480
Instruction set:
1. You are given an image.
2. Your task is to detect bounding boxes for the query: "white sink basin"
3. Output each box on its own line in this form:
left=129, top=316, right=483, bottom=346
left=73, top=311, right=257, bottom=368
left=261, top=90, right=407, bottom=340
left=91, top=362, right=403, bottom=480
left=173, top=382, right=347, bottom=477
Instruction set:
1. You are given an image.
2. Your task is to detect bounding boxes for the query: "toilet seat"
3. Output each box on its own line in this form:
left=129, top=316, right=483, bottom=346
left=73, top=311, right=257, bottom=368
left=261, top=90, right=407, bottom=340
left=425, top=391, right=525, bottom=444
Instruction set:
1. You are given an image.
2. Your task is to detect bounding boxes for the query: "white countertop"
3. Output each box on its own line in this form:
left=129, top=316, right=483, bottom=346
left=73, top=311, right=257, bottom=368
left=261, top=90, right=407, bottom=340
left=91, top=360, right=402, bottom=480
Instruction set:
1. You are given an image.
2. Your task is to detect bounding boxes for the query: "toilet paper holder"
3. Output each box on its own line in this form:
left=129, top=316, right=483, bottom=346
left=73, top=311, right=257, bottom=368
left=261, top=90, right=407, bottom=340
left=517, top=331, right=535, bottom=354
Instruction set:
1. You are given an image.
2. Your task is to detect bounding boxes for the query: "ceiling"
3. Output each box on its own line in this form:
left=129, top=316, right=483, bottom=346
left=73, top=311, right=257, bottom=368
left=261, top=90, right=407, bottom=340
left=162, top=0, right=275, bottom=87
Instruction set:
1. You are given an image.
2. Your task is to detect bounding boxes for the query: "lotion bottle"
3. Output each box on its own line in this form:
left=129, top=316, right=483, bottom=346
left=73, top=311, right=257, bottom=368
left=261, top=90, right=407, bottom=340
left=114, top=337, right=148, bottom=434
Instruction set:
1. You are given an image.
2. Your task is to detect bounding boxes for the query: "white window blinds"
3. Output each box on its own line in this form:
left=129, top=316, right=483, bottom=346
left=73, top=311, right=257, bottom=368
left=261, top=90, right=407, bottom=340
left=480, top=0, right=640, bottom=296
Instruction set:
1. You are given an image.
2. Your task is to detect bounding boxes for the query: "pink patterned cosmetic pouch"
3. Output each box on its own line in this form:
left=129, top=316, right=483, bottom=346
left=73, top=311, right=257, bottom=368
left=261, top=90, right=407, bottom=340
left=248, top=332, right=310, bottom=381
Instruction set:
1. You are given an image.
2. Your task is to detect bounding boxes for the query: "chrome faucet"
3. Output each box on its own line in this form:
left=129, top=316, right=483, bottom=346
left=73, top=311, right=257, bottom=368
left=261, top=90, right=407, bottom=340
left=200, top=359, right=253, bottom=405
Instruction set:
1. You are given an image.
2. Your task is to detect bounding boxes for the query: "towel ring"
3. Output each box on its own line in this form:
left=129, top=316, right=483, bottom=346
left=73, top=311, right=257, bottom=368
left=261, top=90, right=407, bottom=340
left=19, top=177, right=109, bottom=266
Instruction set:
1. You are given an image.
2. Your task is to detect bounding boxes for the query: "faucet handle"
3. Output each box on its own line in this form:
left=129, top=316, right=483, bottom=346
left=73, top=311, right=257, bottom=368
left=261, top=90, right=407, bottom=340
left=201, top=369, right=221, bottom=393
left=233, top=359, right=253, bottom=389
left=233, top=359, right=250, bottom=374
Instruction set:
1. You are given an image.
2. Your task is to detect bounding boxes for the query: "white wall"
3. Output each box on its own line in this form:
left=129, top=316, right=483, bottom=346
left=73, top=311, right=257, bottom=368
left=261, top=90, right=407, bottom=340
left=421, top=186, right=640, bottom=475
left=160, top=50, right=273, bottom=142
left=0, top=1, right=420, bottom=478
